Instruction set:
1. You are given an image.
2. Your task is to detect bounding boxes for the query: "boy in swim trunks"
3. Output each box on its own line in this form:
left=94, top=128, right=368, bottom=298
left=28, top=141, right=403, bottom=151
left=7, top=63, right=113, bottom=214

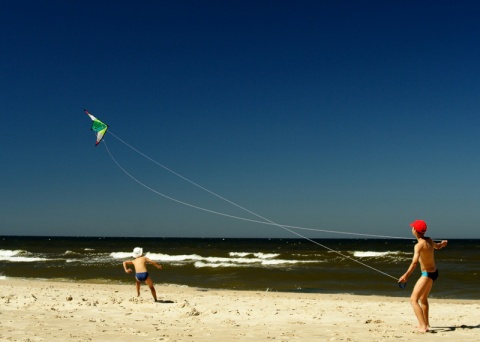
left=123, top=247, right=163, bottom=302
left=398, top=220, right=448, bottom=333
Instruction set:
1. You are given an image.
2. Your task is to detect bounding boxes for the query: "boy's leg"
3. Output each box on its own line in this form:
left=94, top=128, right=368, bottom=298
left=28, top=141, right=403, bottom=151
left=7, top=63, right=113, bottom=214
left=136, top=279, right=141, bottom=297
left=145, top=277, right=158, bottom=302
left=410, top=276, right=433, bottom=332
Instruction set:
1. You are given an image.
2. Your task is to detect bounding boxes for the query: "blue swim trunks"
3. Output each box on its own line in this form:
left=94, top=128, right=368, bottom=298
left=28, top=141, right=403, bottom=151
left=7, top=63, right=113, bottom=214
left=135, top=272, right=149, bottom=281
left=421, top=269, right=438, bottom=281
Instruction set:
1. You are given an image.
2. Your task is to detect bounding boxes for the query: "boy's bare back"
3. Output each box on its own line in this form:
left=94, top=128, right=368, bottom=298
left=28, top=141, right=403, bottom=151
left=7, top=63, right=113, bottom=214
left=123, top=252, right=162, bottom=275
left=130, top=256, right=149, bottom=273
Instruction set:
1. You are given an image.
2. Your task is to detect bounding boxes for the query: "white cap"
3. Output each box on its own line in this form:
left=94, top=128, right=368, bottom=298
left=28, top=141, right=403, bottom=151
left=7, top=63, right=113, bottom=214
left=132, top=247, right=143, bottom=258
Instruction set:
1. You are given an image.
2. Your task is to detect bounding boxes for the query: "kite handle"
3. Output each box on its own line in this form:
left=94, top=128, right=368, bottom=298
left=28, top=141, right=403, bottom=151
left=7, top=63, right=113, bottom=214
left=398, top=281, right=407, bottom=289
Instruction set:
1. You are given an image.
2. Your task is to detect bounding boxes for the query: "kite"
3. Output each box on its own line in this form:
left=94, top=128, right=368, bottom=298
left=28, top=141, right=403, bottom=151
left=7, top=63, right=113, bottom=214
left=84, top=109, right=109, bottom=146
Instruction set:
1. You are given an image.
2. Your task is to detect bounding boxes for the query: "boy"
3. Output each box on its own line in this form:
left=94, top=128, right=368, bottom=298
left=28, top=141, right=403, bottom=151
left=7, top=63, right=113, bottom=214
left=398, top=220, right=448, bottom=333
left=123, top=247, right=163, bottom=302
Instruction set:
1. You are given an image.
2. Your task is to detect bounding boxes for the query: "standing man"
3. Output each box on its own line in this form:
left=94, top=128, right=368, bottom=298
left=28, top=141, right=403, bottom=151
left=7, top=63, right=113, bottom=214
left=398, top=220, right=448, bottom=333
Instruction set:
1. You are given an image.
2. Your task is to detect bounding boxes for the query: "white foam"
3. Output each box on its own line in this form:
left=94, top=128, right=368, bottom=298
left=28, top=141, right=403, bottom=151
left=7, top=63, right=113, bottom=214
left=194, top=257, right=317, bottom=268
left=0, top=249, right=57, bottom=262
left=229, top=252, right=280, bottom=259
left=229, top=252, right=251, bottom=257
left=353, top=251, right=399, bottom=258
left=66, top=259, right=82, bottom=263
left=0, top=256, right=48, bottom=262
left=110, top=252, right=134, bottom=259
left=147, top=253, right=203, bottom=262
left=0, top=249, right=23, bottom=257
left=110, top=251, right=205, bottom=262
left=261, top=259, right=313, bottom=265
left=111, top=250, right=317, bottom=268
left=254, top=252, right=280, bottom=259
left=194, top=261, right=240, bottom=268
left=64, top=250, right=81, bottom=256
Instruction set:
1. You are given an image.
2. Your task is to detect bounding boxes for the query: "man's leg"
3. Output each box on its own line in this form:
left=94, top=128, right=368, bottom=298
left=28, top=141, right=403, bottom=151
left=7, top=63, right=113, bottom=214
left=419, top=280, right=434, bottom=327
left=410, top=276, right=433, bottom=332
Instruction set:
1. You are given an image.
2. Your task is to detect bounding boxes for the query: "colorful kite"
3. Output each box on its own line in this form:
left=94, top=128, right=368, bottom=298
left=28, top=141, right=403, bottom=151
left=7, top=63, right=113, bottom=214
left=84, top=109, right=109, bottom=146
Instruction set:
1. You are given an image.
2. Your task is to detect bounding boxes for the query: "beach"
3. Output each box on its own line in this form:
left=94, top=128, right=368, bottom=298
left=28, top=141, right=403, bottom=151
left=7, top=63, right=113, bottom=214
left=1, top=278, right=478, bottom=341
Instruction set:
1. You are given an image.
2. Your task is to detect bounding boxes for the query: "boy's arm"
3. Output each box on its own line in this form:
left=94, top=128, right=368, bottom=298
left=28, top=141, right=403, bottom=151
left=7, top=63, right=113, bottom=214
left=399, top=244, right=421, bottom=283
left=433, top=240, right=448, bottom=250
left=123, top=261, right=133, bottom=273
left=146, top=257, right=163, bottom=270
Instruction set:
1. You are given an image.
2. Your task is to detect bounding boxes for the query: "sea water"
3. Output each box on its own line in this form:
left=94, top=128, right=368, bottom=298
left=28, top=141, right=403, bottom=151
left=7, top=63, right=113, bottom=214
left=0, top=236, right=478, bottom=299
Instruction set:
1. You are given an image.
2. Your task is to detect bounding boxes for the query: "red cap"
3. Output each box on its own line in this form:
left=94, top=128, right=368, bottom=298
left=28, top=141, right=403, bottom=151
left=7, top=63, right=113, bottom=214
left=410, top=220, right=427, bottom=234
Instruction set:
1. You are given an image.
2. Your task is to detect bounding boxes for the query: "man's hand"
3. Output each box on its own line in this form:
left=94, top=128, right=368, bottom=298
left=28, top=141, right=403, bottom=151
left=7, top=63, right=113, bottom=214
left=398, top=274, right=408, bottom=284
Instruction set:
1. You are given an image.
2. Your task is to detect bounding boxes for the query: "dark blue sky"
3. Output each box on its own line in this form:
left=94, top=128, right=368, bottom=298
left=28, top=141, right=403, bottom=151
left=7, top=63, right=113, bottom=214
left=2, top=1, right=479, bottom=238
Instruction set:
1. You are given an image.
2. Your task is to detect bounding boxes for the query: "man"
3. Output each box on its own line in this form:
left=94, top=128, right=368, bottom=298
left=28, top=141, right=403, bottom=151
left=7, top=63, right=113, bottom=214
left=398, top=220, right=448, bottom=333
left=123, top=247, right=163, bottom=302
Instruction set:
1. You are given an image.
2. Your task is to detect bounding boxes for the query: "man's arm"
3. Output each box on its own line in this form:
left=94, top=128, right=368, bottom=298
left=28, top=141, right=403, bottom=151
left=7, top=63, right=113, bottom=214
left=433, top=240, right=448, bottom=250
left=399, top=243, right=421, bottom=283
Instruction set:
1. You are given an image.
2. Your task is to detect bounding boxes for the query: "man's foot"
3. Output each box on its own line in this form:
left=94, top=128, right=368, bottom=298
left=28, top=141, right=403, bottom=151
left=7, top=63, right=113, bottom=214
left=417, top=325, right=429, bottom=333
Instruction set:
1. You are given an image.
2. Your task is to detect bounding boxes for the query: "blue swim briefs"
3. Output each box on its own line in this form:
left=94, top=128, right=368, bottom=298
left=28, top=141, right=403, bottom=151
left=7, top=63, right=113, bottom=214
left=135, top=272, right=149, bottom=281
left=421, top=269, right=438, bottom=281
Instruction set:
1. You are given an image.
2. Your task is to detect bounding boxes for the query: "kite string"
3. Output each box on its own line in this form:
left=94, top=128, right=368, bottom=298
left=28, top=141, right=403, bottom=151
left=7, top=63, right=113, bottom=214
left=103, top=135, right=400, bottom=281
left=106, top=131, right=410, bottom=240
left=105, top=140, right=407, bottom=238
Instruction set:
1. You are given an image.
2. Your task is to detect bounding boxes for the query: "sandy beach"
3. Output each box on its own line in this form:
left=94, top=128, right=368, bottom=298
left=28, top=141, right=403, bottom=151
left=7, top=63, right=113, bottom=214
left=1, top=278, right=478, bottom=341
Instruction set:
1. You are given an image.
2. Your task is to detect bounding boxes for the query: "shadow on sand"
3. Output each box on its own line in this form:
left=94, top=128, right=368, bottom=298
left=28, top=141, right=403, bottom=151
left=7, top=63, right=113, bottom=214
left=156, top=299, right=175, bottom=303
left=430, top=324, right=480, bottom=333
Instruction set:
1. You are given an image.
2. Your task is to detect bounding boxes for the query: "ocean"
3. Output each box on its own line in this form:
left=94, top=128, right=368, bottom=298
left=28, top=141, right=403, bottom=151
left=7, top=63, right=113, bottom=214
left=1, top=236, right=478, bottom=299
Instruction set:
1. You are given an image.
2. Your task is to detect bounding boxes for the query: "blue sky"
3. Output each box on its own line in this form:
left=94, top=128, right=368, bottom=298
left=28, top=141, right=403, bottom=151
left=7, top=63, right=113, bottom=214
left=1, top=1, right=479, bottom=238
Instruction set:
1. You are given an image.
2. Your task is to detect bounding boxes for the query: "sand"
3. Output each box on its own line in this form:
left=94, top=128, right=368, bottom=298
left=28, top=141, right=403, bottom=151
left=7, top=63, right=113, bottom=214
left=1, top=278, right=478, bottom=341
